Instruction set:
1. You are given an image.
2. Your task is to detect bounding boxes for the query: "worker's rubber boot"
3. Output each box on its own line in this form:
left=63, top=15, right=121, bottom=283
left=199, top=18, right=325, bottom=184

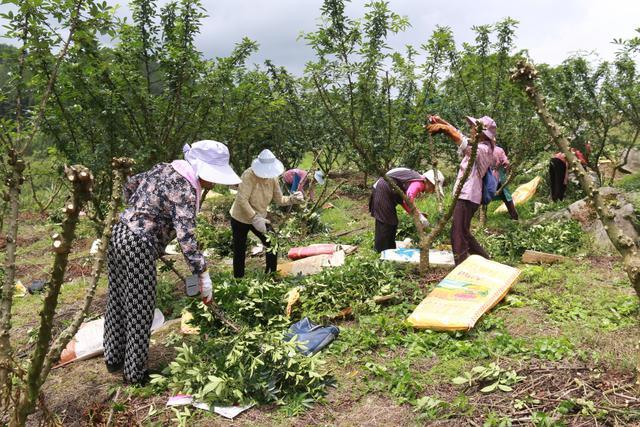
left=506, top=201, right=519, bottom=221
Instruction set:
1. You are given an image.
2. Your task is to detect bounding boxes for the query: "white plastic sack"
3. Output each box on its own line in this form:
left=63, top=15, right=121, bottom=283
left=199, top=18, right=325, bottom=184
left=58, top=309, right=165, bottom=366
left=90, top=239, right=101, bottom=255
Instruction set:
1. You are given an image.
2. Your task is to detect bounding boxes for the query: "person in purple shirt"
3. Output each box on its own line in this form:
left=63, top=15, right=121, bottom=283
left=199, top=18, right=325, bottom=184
left=427, top=115, right=495, bottom=265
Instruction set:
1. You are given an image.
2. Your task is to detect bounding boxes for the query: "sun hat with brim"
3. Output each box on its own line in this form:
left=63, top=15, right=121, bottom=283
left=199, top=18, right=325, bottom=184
left=465, top=116, right=497, bottom=142
left=423, top=169, right=445, bottom=197
left=184, top=140, right=241, bottom=185
left=314, top=170, right=325, bottom=185
left=251, top=149, right=285, bottom=178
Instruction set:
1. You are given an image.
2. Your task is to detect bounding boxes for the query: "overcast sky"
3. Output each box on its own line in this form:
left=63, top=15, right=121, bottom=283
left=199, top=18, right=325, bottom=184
left=2, top=0, right=639, bottom=73
left=155, top=0, right=639, bottom=74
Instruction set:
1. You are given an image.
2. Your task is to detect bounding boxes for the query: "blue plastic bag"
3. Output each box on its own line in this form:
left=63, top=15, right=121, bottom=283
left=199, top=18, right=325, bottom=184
left=285, top=318, right=339, bottom=355
left=482, top=168, right=498, bottom=205
left=291, top=172, right=301, bottom=192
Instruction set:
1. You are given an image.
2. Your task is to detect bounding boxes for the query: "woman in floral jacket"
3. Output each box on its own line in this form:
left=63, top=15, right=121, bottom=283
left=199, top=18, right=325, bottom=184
left=104, top=140, right=241, bottom=385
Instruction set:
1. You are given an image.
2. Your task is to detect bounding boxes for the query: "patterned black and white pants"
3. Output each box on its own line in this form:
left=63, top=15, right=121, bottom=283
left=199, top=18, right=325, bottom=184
left=104, top=222, right=157, bottom=383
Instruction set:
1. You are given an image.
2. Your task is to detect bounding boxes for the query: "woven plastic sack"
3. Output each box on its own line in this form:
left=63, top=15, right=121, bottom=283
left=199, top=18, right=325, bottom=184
left=407, top=255, right=521, bottom=331
left=380, top=248, right=455, bottom=268
left=288, top=243, right=357, bottom=260
left=495, top=176, right=541, bottom=213
left=278, top=251, right=345, bottom=277
left=288, top=244, right=339, bottom=260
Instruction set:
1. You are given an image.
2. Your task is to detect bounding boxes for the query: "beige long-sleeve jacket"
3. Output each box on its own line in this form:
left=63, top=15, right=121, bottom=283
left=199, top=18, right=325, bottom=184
left=229, top=168, right=293, bottom=224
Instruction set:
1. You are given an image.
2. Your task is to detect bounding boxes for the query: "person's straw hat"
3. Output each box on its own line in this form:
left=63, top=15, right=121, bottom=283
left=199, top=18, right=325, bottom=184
left=251, top=149, right=285, bottom=178
left=183, top=140, right=241, bottom=185
left=314, top=170, right=325, bottom=185
left=423, top=169, right=445, bottom=197
left=465, top=116, right=497, bottom=142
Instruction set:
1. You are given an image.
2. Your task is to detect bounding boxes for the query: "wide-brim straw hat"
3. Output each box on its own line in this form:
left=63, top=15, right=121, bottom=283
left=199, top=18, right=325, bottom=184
left=423, top=169, right=445, bottom=197
left=465, top=116, right=497, bottom=142
left=184, top=140, right=241, bottom=185
left=251, top=149, right=285, bottom=178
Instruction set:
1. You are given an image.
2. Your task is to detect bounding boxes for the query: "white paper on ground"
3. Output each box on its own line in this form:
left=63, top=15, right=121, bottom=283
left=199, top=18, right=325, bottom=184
left=165, top=243, right=180, bottom=255
left=166, top=394, right=193, bottom=406
left=90, top=239, right=101, bottom=255
left=166, top=395, right=253, bottom=419
left=214, top=404, right=254, bottom=419
left=380, top=248, right=455, bottom=267
left=251, top=244, right=264, bottom=256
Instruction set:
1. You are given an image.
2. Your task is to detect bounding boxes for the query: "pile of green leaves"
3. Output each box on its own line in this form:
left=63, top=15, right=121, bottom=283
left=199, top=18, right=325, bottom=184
left=480, top=219, right=584, bottom=262
left=152, top=310, right=332, bottom=406
left=151, top=254, right=407, bottom=408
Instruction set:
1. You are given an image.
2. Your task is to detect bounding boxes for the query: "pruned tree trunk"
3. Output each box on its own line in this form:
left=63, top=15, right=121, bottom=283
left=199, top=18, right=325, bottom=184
left=11, top=165, right=94, bottom=426
left=40, top=158, right=134, bottom=383
left=418, top=128, right=482, bottom=274
left=0, top=150, right=26, bottom=399
left=479, top=205, right=487, bottom=227
left=428, top=133, right=444, bottom=213
left=512, top=60, right=640, bottom=298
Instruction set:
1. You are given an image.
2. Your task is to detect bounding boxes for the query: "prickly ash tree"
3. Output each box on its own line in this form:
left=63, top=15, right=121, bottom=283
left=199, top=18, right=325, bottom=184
left=9, top=165, right=93, bottom=425
left=0, top=150, right=26, bottom=394
left=418, top=124, right=482, bottom=273
left=0, top=159, right=132, bottom=426
left=40, top=158, right=134, bottom=381
left=511, top=60, right=640, bottom=298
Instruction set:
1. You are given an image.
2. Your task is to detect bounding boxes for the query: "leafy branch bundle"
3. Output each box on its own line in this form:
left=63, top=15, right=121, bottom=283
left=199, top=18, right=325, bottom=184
left=151, top=257, right=408, bottom=407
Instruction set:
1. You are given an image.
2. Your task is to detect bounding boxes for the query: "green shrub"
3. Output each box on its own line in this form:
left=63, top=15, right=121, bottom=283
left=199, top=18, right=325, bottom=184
left=479, top=220, right=584, bottom=263
left=152, top=315, right=333, bottom=406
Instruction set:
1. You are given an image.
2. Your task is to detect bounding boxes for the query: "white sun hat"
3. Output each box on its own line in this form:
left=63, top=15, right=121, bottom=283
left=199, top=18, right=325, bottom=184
left=314, top=170, right=325, bottom=185
left=251, top=149, right=285, bottom=178
left=423, top=169, right=445, bottom=196
left=183, top=140, right=241, bottom=185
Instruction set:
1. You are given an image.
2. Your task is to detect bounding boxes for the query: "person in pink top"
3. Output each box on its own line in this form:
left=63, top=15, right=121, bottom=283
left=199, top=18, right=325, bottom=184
left=427, top=115, right=495, bottom=265
left=282, top=168, right=325, bottom=196
left=369, top=168, right=444, bottom=252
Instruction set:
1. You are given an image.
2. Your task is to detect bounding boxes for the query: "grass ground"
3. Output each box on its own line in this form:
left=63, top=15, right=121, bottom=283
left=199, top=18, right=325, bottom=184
left=5, top=174, right=640, bottom=426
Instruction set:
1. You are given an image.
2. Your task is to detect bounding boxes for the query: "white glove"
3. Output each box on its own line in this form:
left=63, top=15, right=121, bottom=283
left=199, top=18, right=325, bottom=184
left=251, top=214, right=270, bottom=234
left=199, top=271, right=212, bottom=304
left=291, top=191, right=304, bottom=205
left=419, top=214, right=430, bottom=228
